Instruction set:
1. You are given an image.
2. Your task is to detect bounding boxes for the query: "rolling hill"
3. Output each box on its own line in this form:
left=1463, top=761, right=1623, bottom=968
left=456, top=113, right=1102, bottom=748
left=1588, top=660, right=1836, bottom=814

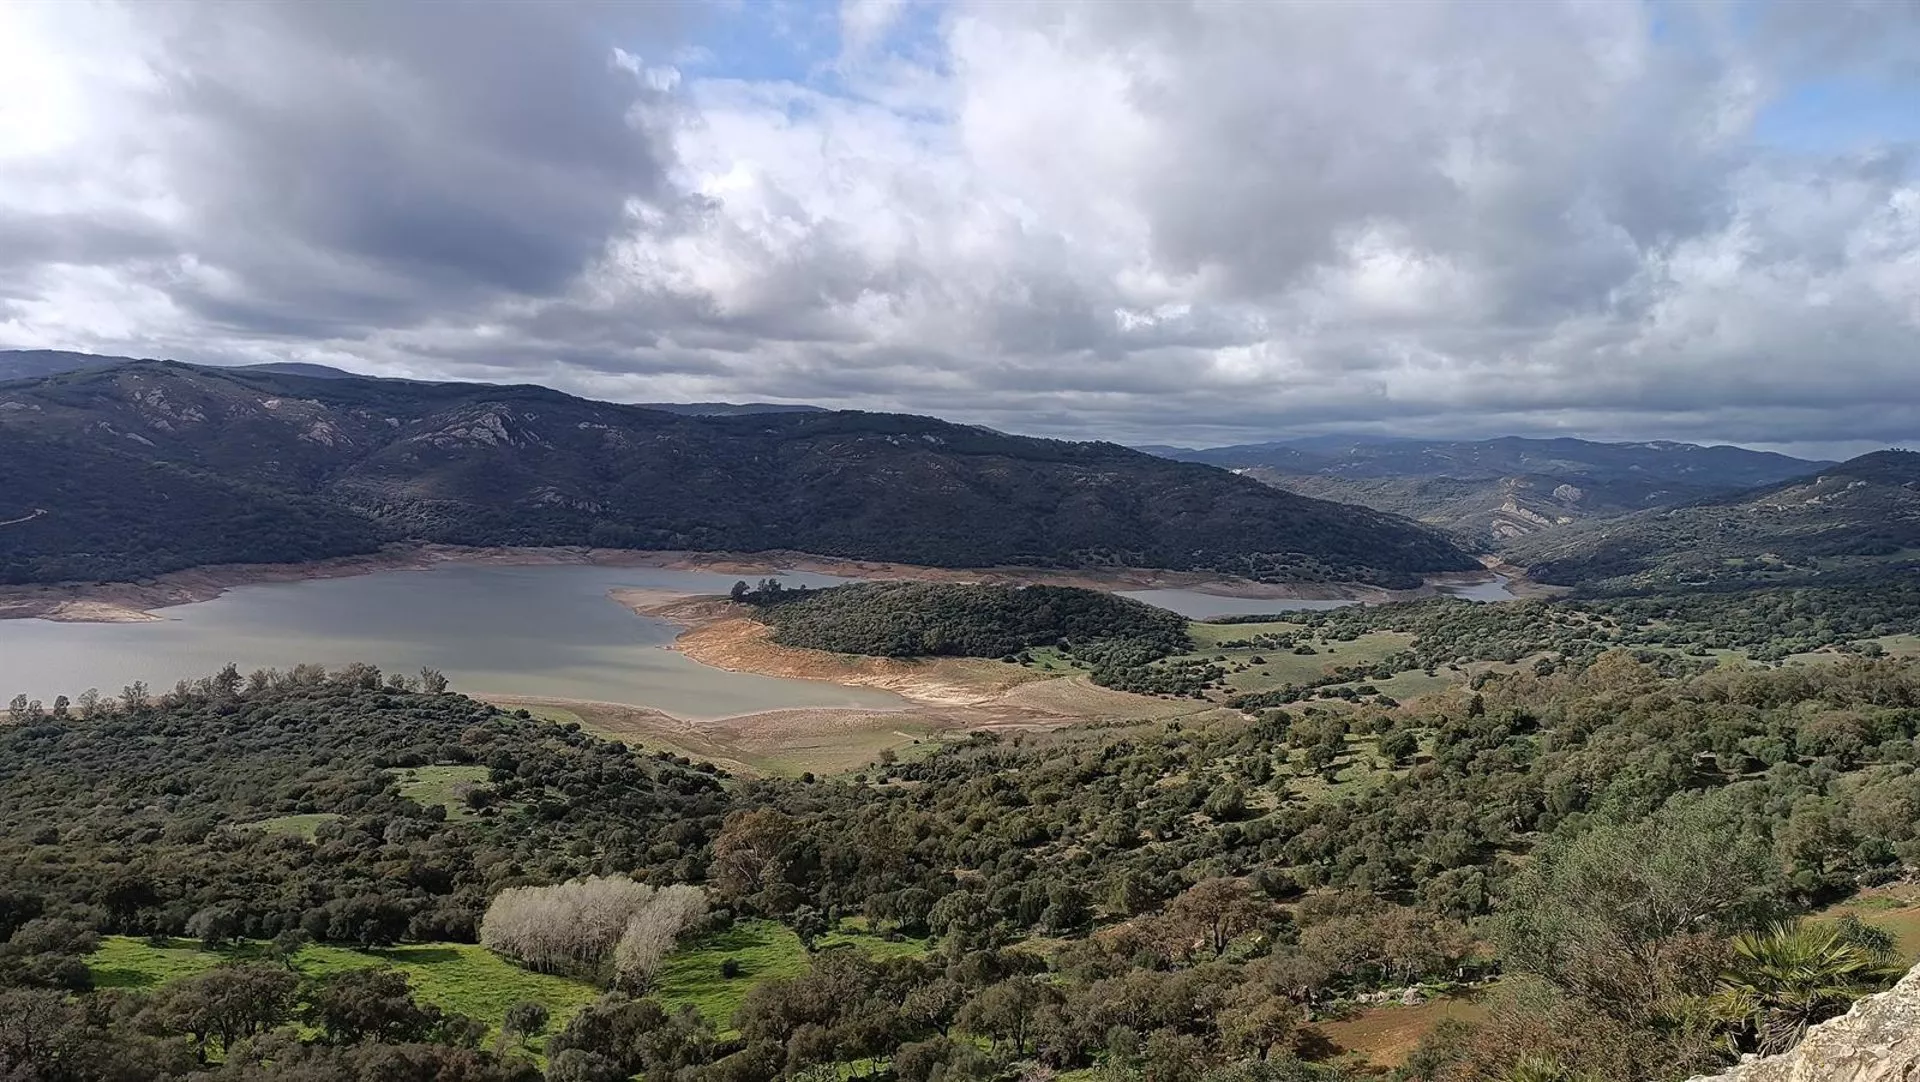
left=0, top=360, right=1477, bottom=587
left=1148, top=436, right=1825, bottom=545
left=1505, top=450, right=1920, bottom=592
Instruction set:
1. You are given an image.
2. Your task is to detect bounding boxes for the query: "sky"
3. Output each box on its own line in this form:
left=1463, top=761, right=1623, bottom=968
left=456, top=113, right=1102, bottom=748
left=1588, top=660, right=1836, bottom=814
left=0, top=0, right=1916, bottom=457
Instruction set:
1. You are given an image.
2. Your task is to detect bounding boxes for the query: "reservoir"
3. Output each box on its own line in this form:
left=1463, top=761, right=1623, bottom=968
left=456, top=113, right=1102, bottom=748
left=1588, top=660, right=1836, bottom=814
left=0, top=566, right=1522, bottom=712
left=1116, top=574, right=1522, bottom=619
left=0, top=564, right=907, bottom=719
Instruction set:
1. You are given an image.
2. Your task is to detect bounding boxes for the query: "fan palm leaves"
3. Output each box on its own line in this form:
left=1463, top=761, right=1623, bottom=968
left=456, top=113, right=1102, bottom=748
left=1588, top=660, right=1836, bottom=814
left=1708, top=919, right=1899, bottom=1057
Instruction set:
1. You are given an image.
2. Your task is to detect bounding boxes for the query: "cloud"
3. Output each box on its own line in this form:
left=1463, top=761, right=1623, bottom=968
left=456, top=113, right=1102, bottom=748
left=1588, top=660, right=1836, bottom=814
left=0, top=0, right=1917, bottom=450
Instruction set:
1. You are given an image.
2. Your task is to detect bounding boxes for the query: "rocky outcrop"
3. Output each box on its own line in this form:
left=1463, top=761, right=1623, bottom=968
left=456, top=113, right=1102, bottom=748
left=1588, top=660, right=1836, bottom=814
left=1685, top=965, right=1920, bottom=1082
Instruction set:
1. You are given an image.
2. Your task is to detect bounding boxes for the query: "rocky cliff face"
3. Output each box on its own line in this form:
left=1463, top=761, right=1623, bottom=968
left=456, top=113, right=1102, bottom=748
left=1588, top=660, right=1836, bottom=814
left=1685, top=965, right=1920, bottom=1082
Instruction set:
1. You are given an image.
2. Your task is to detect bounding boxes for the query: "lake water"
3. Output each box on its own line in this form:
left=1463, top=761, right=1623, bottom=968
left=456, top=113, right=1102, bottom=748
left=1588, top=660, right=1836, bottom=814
left=0, top=565, right=907, bottom=719
left=1116, top=574, right=1521, bottom=619
left=0, top=566, right=1523, bottom=712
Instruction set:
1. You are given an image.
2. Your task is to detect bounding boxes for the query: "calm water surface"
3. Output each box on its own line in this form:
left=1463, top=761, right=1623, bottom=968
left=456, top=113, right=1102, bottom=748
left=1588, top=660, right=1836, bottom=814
left=0, top=567, right=1523, bottom=710
left=0, top=565, right=906, bottom=719
left=1117, top=574, right=1520, bottom=619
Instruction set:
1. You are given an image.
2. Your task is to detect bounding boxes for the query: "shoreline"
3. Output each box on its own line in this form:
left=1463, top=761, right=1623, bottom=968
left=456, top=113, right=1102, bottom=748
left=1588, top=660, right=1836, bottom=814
left=0, top=543, right=1532, bottom=624
left=0, top=546, right=1531, bottom=775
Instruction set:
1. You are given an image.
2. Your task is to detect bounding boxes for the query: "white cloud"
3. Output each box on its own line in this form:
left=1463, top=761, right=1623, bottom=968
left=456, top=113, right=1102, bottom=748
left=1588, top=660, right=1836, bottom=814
left=0, top=0, right=1917, bottom=449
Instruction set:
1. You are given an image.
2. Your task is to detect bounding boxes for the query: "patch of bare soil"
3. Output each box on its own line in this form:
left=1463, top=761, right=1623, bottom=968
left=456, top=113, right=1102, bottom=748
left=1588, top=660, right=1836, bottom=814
left=1317, top=994, right=1491, bottom=1068
left=671, top=615, right=1044, bottom=707
left=500, top=591, right=1217, bottom=775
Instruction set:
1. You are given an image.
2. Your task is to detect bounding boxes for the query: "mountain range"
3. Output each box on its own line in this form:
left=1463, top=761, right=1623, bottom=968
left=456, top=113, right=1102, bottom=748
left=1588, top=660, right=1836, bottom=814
left=1144, top=436, right=1826, bottom=545
left=0, top=350, right=823, bottom=416
left=1506, top=449, right=1920, bottom=593
left=0, top=359, right=1476, bottom=587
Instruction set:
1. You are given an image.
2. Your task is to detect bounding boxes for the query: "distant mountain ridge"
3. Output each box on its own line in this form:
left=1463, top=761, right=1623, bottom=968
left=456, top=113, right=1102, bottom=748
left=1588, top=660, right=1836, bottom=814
left=0, top=360, right=1476, bottom=587
left=1142, top=435, right=1828, bottom=545
left=634, top=402, right=827, bottom=416
left=2, top=349, right=827, bottom=416
left=1506, top=449, right=1920, bottom=592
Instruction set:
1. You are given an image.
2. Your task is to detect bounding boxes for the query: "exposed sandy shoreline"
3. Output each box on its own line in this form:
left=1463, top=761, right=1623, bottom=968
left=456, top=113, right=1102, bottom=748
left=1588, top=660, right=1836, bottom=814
left=0, top=543, right=1528, bottom=623
left=0, top=544, right=1531, bottom=774
left=487, top=592, right=1224, bottom=777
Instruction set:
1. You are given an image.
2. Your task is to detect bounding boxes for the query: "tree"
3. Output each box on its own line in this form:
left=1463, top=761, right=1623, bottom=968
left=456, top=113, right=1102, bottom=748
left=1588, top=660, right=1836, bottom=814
left=547, top=1049, right=626, bottom=1082
left=711, top=809, right=798, bottom=904
left=150, top=963, right=297, bottom=1062
left=185, top=905, right=240, bottom=948
left=730, top=581, right=751, bottom=603
left=1219, top=982, right=1302, bottom=1061
left=1496, top=796, right=1782, bottom=1022
left=791, top=906, right=828, bottom=952
left=1041, top=883, right=1092, bottom=934
left=302, top=968, right=462, bottom=1045
left=612, top=885, right=708, bottom=989
left=547, top=994, right=712, bottom=1078
left=1379, top=729, right=1418, bottom=763
left=211, top=662, right=243, bottom=699
left=957, top=977, right=1060, bottom=1055
left=268, top=928, right=312, bottom=969
left=503, top=1000, right=550, bottom=1042
left=1708, top=920, right=1895, bottom=1056
left=480, top=876, right=657, bottom=974
left=1165, top=878, right=1266, bottom=956
left=418, top=667, right=449, bottom=694
left=1203, top=782, right=1248, bottom=822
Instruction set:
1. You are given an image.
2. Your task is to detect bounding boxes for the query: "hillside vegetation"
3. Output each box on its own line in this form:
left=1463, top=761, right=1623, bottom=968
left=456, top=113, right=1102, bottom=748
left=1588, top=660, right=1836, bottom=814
left=1508, top=451, right=1920, bottom=592
left=741, top=580, right=1204, bottom=696
left=1157, top=436, right=1823, bottom=546
left=8, top=638, right=1920, bottom=1080
left=0, top=360, right=1476, bottom=587
left=744, top=580, right=1189, bottom=659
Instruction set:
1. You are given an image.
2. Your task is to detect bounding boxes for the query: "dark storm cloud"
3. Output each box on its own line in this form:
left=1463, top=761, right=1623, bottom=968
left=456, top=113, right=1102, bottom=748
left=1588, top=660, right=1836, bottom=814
left=2, top=0, right=1917, bottom=451
left=162, top=0, right=685, bottom=311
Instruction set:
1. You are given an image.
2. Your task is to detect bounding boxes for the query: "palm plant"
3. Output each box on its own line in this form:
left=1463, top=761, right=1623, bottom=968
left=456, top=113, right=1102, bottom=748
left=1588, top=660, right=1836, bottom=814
left=1708, top=919, right=1898, bottom=1057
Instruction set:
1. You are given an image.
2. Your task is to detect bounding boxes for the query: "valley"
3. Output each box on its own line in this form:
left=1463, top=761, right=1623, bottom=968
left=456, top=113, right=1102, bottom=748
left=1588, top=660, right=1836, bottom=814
left=6, top=9, right=1918, bottom=1079
left=3, top=357, right=1918, bottom=1082
left=0, top=544, right=1523, bottom=779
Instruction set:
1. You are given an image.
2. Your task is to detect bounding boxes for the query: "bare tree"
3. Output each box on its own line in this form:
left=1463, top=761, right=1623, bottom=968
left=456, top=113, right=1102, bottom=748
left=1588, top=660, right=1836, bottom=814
left=481, top=876, right=657, bottom=974
left=613, top=885, right=708, bottom=990
left=481, top=877, right=707, bottom=982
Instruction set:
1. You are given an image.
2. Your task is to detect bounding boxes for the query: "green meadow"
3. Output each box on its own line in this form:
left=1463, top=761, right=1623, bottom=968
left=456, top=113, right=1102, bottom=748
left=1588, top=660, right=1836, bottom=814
left=90, top=918, right=930, bottom=1042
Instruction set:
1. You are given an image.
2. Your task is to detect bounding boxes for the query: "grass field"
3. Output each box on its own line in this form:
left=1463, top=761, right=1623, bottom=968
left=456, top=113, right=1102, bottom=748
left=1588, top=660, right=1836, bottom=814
left=90, top=937, right=603, bottom=1043
left=654, top=919, right=929, bottom=1032
left=1817, top=885, right=1920, bottom=962
left=390, top=764, right=492, bottom=819
left=237, top=812, right=341, bottom=839
left=91, top=918, right=934, bottom=1048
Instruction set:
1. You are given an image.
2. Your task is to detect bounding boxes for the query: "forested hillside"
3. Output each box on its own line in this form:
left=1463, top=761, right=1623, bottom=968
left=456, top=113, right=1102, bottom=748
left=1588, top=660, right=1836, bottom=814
left=1508, top=451, right=1920, bottom=592
left=743, top=580, right=1190, bottom=659
left=6, top=641, right=1920, bottom=1080
left=1154, top=436, right=1823, bottom=546
left=742, top=580, right=1200, bottom=694
left=0, top=361, right=1476, bottom=587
